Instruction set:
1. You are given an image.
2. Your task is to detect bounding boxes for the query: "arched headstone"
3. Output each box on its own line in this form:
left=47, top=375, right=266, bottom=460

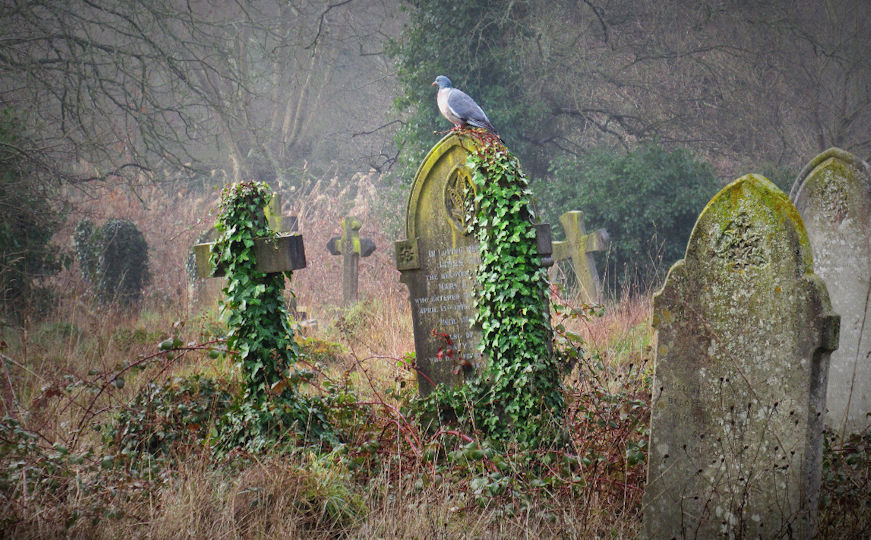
left=394, top=135, right=486, bottom=394
left=791, top=148, right=871, bottom=439
left=643, top=175, right=839, bottom=539
left=394, top=134, right=552, bottom=395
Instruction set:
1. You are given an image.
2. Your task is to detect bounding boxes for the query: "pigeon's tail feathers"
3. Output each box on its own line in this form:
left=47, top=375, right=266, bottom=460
left=466, top=118, right=499, bottom=136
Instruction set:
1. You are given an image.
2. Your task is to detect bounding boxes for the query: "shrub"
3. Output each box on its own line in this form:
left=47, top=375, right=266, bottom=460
left=73, top=218, right=150, bottom=307
left=0, top=111, right=65, bottom=321
left=540, top=144, right=720, bottom=293
left=104, top=375, right=237, bottom=461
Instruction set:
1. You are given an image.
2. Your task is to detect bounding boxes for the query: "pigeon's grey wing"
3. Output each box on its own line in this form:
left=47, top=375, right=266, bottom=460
left=446, top=89, right=490, bottom=125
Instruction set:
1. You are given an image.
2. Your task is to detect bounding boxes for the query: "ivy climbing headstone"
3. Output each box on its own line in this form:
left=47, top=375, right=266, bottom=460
left=791, top=148, right=871, bottom=439
left=208, top=182, right=306, bottom=399
left=188, top=194, right=297, bottom=312
left=395, top=134, right=552, bottom=396
left=642, top=175, right=839, bottom=539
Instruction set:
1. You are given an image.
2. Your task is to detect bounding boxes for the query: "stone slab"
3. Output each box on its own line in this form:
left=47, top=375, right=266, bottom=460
left=791, top=148, right=871, bottom=439
left=643, top=174, right=839, bottom=539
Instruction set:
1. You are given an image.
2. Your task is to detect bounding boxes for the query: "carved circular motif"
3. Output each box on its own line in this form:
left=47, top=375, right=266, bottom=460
left=444, top=166, right=476, bottom=233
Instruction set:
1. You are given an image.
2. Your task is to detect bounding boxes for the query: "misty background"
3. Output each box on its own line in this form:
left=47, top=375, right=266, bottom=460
left=2, top=0, right=869, bottom=319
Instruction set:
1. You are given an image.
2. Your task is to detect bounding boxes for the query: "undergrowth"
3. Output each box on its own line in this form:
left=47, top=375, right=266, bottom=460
left=2, top=173, right=867, bottom=538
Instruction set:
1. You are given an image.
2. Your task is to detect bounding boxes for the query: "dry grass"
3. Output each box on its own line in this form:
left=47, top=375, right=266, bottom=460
left=0, top=179, right=657, bottom=538
left=14, top=177, right=867, bottom=539
left=3, top=176, right=867, bottom=538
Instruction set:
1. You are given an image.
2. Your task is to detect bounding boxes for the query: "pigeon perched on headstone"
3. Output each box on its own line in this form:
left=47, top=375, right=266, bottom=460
left=432, top=75, right=499, bottom=137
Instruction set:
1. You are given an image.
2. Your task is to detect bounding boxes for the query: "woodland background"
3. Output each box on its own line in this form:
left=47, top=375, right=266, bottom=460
left=0, top=1, right=869, bottom=537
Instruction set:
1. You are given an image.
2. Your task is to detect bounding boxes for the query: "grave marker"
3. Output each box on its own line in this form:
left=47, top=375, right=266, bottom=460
left=791, top=148, right=871, bottom=439
left=643, top=174, right=839, bottom=539
left=187, top=194, right=299, bottom=310
left=326, top=216, right=376, bottom=305
left=395, top=134, right=553, bottom=395
left=192, top=193, right=305, bottom=278
left=551, top=210, right=609, bottom=303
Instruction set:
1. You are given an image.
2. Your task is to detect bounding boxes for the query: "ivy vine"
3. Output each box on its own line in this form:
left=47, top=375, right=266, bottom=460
left=211, top=181, right=298, bottom=400
left=414, top=132, right=565, bottom=448
left=209, top=181, right=333, bottom=449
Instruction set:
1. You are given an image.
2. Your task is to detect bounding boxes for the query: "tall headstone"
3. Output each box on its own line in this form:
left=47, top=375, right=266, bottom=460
left=395, top=134, right=552, bottom=395
left=551, top=210, right=609, bottom=304
left=643, top=175, right=839, bottom=539
left=791, top=148, right=871, bottom=439
left=327, top=216, right=376, bottom=305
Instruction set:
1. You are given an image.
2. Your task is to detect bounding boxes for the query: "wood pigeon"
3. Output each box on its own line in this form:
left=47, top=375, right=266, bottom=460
left=432, top=75, right=499, bottom=136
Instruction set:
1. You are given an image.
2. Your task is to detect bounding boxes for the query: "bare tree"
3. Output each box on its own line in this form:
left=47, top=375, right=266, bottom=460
left=519, top=0, right=870, bottom=174
left=0, top=0, right=400, bottom=191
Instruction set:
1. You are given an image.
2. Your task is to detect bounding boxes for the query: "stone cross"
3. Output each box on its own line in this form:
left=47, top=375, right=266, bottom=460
left=791, top=147, right=871, bottom=440
left=192, top=193, right=305, bottom=279
left=642, top=174, right=839, bottom=539
left=395, top=133, right=553, bottom=395
left=551, top=211, right=609, bottom=304
left=326, top=216, right=376, bottom=305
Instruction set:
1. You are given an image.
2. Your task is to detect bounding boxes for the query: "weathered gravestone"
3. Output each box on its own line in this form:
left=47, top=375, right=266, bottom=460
left=791, top=148, right=871, bottom=439
left=551, top=210, right=609, bottom=304
left=188, top=195, right=299, bottom=304
left=192, top=193, right=306, bottom=279
left=327, top=216, right=376, bottom=305
left=395, top=134, right=553, bottom=395
left=643, top=174, right=840, bottom=539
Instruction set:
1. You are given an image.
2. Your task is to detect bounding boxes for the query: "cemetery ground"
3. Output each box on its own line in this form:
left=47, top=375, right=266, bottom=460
left=1, top=181, right=869, bottom=539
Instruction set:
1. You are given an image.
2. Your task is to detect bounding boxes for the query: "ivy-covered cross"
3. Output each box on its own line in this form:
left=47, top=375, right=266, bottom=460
left=192, top=194, right=306, bottom=278
left=552, top=211, right=609, bottom=304
left=326, top=216, right=376, bottom=305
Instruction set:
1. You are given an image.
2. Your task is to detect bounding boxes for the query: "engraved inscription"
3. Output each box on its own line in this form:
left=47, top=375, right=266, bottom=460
left=413, top=244, right=480, bottom=365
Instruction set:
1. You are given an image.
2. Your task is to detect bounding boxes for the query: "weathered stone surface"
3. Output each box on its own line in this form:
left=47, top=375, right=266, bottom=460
left=394, top=135, right=485, bottom=395
left=643, top=174, right=839, bottom=539
left=395, top=134, right=552, bottom=395
left=326, top=216, right=376, bottom=305
left=791, top=148, right=871, bottom=439
left=193, top=234, right=306, bottom=277
left=263, top=193, right=291, bottom=233
left=551, top=211, right=609, bottom=303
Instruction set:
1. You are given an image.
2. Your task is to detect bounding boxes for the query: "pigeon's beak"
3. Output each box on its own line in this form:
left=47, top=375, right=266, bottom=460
left=431, top=81, right=437, bottom=87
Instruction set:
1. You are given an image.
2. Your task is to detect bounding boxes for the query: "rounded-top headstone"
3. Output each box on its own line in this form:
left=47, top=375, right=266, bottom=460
left=394, top=134, right=484, bottom=395
left=643, top=174, right=839, bottom=539
left=791, top=148, right=871, bottom=439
